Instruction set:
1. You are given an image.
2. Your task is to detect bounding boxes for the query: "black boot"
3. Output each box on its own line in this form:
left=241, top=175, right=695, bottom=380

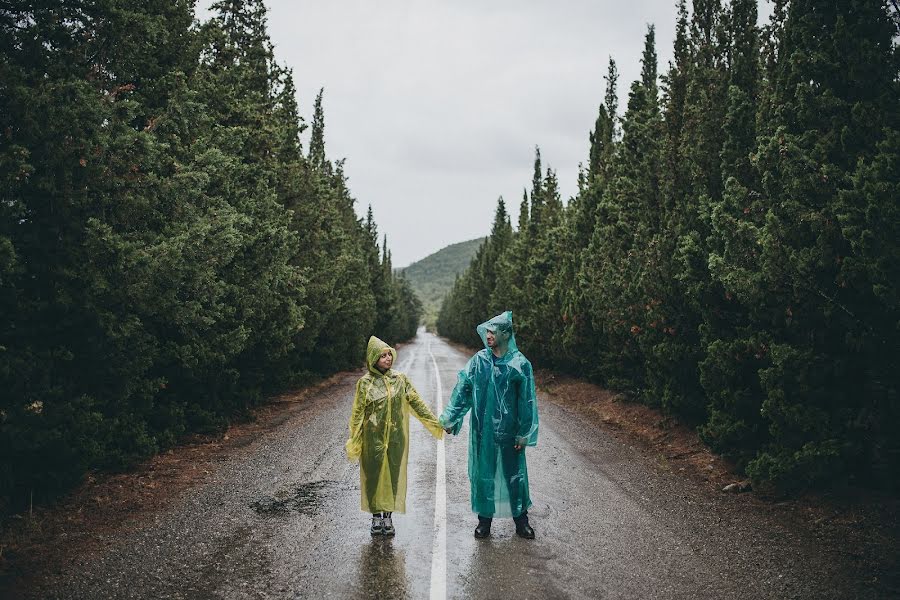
left=514, top=512, right=535, bottom=539
left=474, top=515, right=492, bottom=539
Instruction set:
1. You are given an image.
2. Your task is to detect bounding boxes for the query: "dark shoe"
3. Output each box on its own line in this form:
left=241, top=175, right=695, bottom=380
left=514, top=513, right=535, bottom=539
left=370, top=513, right=384, bottom=536
left=382, top=514, right=395, bottom=536
left=474, top=516, right=492, bottom=539
left=515, top=523, right=535, bottom=539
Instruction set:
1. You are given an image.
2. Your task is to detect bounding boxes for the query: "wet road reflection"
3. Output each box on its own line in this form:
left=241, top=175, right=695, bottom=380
left=357, top=538, right=409, bottom=600
left=463, top=534, right=571, bottom=600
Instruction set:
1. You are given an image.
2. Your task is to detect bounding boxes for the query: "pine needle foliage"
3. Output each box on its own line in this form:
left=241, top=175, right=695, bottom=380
left=438, top=0, right=900, bottom=493
left=0, top=0, right=420, bottom=510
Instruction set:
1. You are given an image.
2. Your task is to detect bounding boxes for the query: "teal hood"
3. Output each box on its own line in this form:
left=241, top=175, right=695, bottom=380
left=476, top=310, right=518, bottom=356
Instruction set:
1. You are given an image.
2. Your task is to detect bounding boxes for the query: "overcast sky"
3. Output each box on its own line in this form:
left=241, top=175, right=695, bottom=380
left=199, top=1, right=772, bottom=267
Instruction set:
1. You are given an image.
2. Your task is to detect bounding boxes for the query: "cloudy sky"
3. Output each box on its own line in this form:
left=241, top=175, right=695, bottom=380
left=199, top=1, right=770, bottom=267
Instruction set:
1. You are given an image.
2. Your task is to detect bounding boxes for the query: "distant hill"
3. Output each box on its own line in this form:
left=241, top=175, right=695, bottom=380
left=401, top=237, right=485, bottom=328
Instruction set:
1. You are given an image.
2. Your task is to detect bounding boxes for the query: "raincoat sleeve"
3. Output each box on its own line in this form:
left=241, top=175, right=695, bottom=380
left=439, top=359, right=475, bottom=435
left=403, top=375, right=444, bottom=439
left=516, top=359, right=539, bottom=447
left=345, top=378, right=367, bottom=461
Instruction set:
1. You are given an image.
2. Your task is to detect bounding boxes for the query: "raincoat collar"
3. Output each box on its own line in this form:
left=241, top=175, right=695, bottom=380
left=366, top=335, right=397, bottom=378
left=476, top=311, right=518, bottom=359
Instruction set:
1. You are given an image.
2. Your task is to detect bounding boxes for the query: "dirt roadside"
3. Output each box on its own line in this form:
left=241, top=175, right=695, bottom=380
left=0, top=371, right=351, bottom=596
left=535, top=368, right=900, bottom=594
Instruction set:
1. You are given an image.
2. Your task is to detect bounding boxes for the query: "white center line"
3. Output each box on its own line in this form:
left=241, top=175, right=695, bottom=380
left=428, top=335, right=447, bottom=600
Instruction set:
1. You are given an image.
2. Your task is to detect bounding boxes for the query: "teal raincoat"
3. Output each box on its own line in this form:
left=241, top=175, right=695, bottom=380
left=439, top=311, right=538, bottom=518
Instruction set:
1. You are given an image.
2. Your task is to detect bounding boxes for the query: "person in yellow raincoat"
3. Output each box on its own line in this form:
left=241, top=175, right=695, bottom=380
left=346, top=336, right=444, bottom=536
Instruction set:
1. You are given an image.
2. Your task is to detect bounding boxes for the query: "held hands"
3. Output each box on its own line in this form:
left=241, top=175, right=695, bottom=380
left=439, top=426, right=526, bottom=449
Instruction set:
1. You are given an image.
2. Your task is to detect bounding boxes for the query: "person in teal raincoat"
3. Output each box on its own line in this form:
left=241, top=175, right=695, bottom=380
left=439, top=311, right=538, bottom=539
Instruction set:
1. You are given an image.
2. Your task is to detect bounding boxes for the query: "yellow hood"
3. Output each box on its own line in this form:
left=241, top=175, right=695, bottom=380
left=366, top=336, right=397, bottom=376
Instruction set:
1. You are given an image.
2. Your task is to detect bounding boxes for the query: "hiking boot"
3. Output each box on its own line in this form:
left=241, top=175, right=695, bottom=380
left=474, top=516, right=492, bottom=539
left=370, top=514, right=384, bottom=536
left=514, top=513, right=535, bottom=539
left=515, top=522, right=535, bottom=539
left=382, top=514, right=395, bottom=536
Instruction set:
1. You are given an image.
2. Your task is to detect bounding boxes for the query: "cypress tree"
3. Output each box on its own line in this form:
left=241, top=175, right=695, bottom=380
left=700, top=0, right=768, bottom=465
left=527, top=169, right=569, bottom=364
left=190, top=0, right=306, bottom=413
left=742, top=0, right=900, bottom=489
left=661, top=0, right=692, bottom=219
left=0, top=0, right=283, bottom=502
left=581, top=25, right=662, bottom=390
left=641, top=25, right=659, bottom=104
left=492, top=149, right=543, bottom=337
left=561, top=58, right=620, bottom=374
left=643, top=0, right=729, bottom=421
left=587, top=58, right=618, bottom=182
left=0, top=0, right=418, bottom=509
left=529, top=146, right=544, bottom=233
left=483, top=197, right=514, bottom=316
left=518, top=188, right=530, bottom=233
left=308, top=87, right=327, bottom=172
left=424, top=0, right=900, bottom=493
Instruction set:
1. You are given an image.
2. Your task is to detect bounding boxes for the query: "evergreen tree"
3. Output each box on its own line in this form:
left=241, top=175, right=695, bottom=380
left=483, top=197, right=514, bottom=316
left=582, top=25, right=662, bottom=389
left=661, top=0, right=692, bottom=219
left=529, top=146, right=545, bottom=233
left=308, top=87, right=327, bottom=172
left=645, top=0, right=729, bottom=421
left=561, top=58, right=620, bottom=374
left=437, top=0, right=900, bottom=494
left=190, top=0, right=306, bottom=412
left=586, top=59, right=618, bottom=181
left=492, top=150, right=543, bottom=337
left=641, top=25, right=659, bottom=104
left=740, top=0, right=900, bottom=489
left=700, top=0, right=768, bottom=465
left=527, top=169, right=569, bottom=364
left=0, top=0, right=415, bottom=509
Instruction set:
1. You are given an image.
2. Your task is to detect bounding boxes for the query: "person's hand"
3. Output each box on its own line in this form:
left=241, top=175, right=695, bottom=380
left=444, top=427, right=453, bottom=435
left=514, top=443, right=523, bottom=451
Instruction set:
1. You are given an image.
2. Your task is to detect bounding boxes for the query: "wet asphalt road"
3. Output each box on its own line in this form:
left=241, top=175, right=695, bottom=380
left=30, top=330, right=884, bottom=599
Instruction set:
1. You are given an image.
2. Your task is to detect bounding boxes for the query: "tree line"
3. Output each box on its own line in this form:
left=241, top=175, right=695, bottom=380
left=0, top=0, right=420, bottom=511
left=439, top=0, right=899, bottom=492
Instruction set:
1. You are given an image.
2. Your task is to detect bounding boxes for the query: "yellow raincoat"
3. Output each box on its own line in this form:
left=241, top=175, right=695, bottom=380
left=346, top=336, right=444, bottom=513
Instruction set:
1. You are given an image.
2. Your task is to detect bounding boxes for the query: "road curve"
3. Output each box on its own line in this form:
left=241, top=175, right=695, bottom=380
left=30, top=330, right=883, bottom=599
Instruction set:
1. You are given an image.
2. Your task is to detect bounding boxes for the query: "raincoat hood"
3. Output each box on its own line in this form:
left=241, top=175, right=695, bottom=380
left=476, top=311, right=518, bottom=356
left=366, top=335, right=397, bottom=377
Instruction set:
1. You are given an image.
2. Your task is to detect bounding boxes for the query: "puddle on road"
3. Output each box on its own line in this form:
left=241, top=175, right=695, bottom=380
left=250, top=480, right=354, bottom=516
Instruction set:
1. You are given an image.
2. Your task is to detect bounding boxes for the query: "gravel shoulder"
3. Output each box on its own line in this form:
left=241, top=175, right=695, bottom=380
left=536, top=368, right=900, bottom=597
left=0, top=372, right=352, bottom=597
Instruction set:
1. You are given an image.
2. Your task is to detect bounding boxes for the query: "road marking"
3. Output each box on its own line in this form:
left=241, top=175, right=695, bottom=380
left=398, top=347, right=417, bottom=372
left=428, top=336, right=447, bottom=600
left=398, top=337, right=419, bottom=372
